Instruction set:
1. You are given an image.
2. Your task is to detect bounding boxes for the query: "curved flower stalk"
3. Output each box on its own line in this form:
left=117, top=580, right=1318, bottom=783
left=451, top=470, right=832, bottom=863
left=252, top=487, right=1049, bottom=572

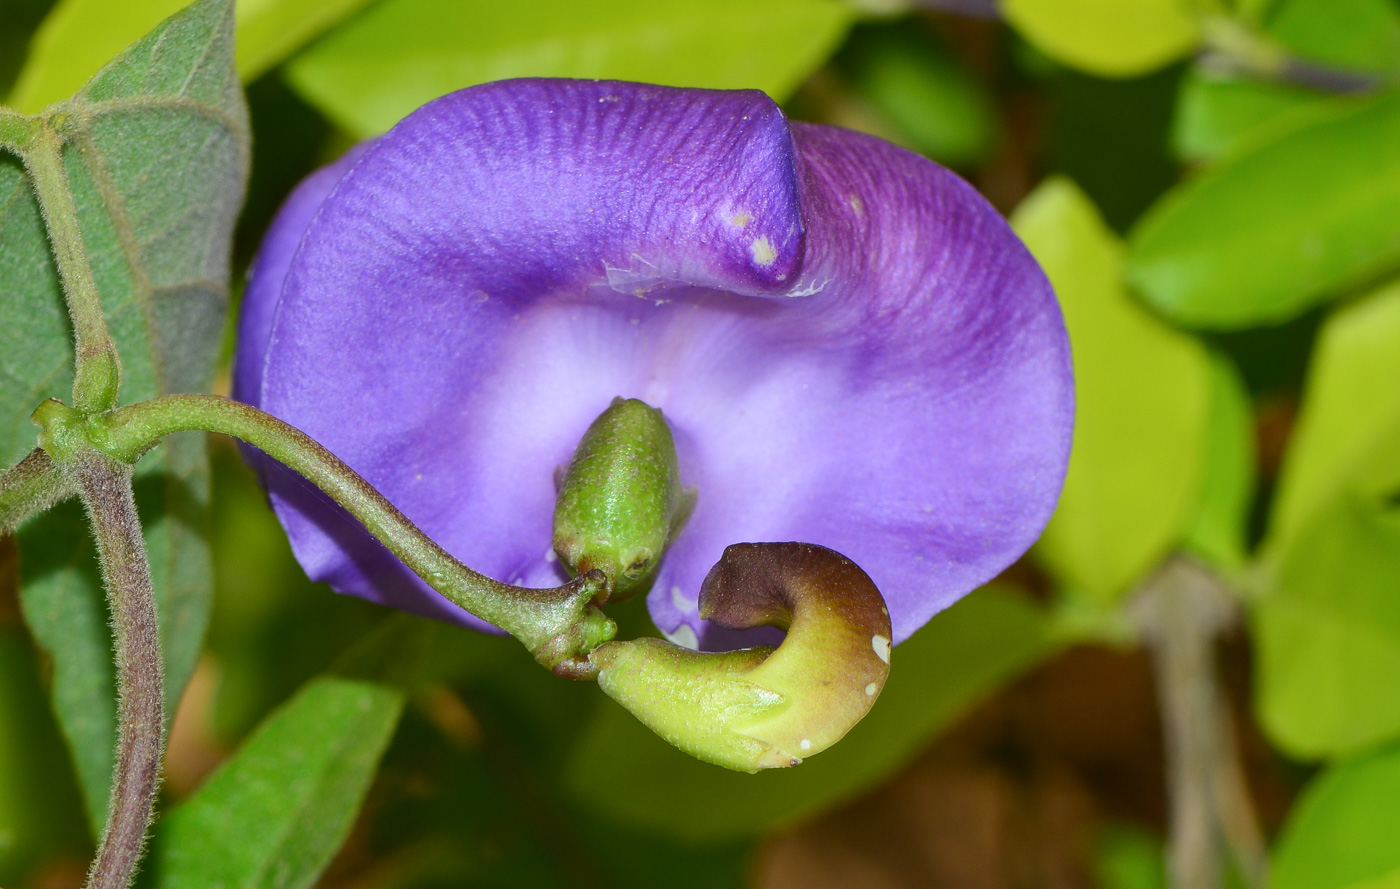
left=235, top=78, right=1072, bottom=660
left=592, top=542, right=893, bottom=772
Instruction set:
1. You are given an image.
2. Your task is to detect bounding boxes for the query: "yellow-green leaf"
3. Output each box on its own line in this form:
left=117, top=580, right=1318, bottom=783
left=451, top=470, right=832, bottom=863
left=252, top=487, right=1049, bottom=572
left=1002, top=0, right=1200, bottom=78
left=283, top=0, right=853, bottom=138
left=1014, top=177, right=1210, bottom=602
left=1272, top=745, right=1400, bottom=889
left=7, top=0, right=373, bottom=110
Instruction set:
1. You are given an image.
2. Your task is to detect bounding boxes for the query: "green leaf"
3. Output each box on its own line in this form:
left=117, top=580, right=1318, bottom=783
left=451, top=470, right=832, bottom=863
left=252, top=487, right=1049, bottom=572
left=7, top=0, right=374, bottom=110
left=1253, top=283, right=1400, bottom=757
left=1343, top=872, right=1400, bottom=889
left=4, top=0, right=247, bottom=836
left=1272, top=745, right=1400, bottom=889
left=151, top=676, right=405, bottom=889
left=1128, top=91, right=1400, bottom=329
left=836, top=23, right=999, bottom=167
left=15, top=503, right=112, bottom=839
left=0, top=624, right=89, bottom=883
left=1171, top=0, right=1400, bottom=163
left=1001, top=0, right=1199, bottom=78
left=1013, top=177, right=1210, bottom=602
left=1269, top=279, right=1400, bottom=549
left=1093, top=823, right=1167, bottom=889
left=564, top=587, right=1056, bottom=841
left=1181, top=351, right=1255, bottom=571
left=283, top=0, right=853, bottom=138
left=1171, top=70, right=1323, bottom=163
left=233, top=0, right=378, bottom=81
left=1254, top=478, right=1400, bottom=757
left=7, top=0, right=188, bottom=113
left=1267, top=0, right=1400, bottom=73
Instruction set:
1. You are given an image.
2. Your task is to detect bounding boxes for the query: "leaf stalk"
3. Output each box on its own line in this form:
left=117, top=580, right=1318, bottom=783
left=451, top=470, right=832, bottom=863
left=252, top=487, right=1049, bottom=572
left=0, top=448, right=73, bottom=533
left=17, top=116, right=122, bottom=413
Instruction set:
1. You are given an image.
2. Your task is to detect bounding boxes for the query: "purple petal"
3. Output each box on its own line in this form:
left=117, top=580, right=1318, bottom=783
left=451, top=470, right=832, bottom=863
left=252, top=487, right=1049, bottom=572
left=236, top=79, right=1073, bottom=645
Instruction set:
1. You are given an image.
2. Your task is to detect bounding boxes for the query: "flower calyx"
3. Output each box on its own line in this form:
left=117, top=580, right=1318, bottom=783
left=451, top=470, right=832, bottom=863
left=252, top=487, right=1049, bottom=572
left=552, top=397, right=695, bottom=602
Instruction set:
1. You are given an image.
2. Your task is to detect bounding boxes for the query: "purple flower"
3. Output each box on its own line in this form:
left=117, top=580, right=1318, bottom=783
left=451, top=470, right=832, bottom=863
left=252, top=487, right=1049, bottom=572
left=234, top=79, right=1072, bottom=651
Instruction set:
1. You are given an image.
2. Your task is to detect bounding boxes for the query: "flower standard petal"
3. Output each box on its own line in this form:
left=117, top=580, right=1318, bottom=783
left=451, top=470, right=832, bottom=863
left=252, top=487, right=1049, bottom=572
left=235, top=78, right=1072, bottom=644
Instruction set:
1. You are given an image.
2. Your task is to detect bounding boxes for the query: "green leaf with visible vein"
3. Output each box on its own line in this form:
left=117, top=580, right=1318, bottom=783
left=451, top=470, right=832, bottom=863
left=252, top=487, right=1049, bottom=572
left=564, top=587, right=1055, bottom=841
left=283, top=0, right=852, bottom=138
left=1128, top=91, right=1400, bottom=329
left=7, top=0, right=375, bottom=110
left=151, top=676, right=405, bottom=889
left=3, top=0, right=248, bottom=837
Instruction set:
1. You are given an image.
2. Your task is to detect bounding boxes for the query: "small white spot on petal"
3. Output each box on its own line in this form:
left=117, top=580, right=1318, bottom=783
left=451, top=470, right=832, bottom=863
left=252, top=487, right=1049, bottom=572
left=750, top=236, right=777, bottom=267
left=729, top=211, right=753, bottom=229
left=800, top=738, right=811, bottom=751
left=865, top=682, right=878, bottom=696
left=872, top=635, right=891, bottom=665
left=848, top=194, right=864, bottom=215
left=664, top=623, right=700, bottom=651
left=544, top=549, right=557, bottom=563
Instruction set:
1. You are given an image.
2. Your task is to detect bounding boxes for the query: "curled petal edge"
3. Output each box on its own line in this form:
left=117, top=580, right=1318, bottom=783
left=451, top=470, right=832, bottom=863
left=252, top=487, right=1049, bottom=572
left=591, top=542, right=891, bottom=772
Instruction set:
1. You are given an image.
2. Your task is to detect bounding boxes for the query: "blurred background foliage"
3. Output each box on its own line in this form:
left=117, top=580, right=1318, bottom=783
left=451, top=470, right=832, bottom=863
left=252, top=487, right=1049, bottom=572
left=4, top=0, right=1400, bottom=887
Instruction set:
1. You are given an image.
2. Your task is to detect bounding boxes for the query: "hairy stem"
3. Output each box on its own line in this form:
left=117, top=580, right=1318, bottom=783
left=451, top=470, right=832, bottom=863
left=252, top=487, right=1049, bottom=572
left=0, top=448, right=73, bottom=533
left=20, top=119, right=122, bottom=412
left=72, top=453, right=163, bottom=889
left=1131, top=557, right=1266, bottom=889
left=94, top=394, right=612, bottom=672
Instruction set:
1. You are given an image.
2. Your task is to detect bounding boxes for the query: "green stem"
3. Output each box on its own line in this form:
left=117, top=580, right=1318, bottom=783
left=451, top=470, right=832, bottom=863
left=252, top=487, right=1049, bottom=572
left=1200, top=16, right=1383, bottom=94
left=71, top=452, right=164, bottom=889
left=0, top=448, right=73, bottom=533
left=19, top=117, right=121, bottom=412
left=92, top=394, right=613, bottom=675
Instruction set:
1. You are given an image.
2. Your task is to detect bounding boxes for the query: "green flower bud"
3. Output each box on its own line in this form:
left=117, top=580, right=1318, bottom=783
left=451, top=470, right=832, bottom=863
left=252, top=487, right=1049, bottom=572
left=552, top=398, right=695, bottom=602
left=590, top=542, right=893, bottom=772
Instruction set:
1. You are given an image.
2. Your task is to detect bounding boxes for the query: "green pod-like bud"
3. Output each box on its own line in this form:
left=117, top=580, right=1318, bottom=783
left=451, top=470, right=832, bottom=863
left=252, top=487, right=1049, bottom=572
left=553, top=397, right=695, bottom=602
left=590, top=542, right=893, bottom=772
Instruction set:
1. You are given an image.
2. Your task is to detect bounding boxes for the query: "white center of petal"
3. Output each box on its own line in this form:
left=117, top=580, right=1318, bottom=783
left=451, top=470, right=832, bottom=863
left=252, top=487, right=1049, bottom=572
left=872, top=635, right=891, bottom=665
